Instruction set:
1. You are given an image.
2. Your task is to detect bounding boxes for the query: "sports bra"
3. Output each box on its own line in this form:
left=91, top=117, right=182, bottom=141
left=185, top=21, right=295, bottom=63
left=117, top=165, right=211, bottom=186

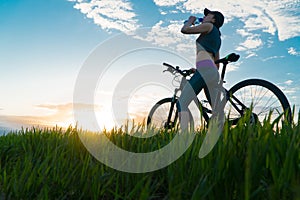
left=196, top=25, right=221, bottom=57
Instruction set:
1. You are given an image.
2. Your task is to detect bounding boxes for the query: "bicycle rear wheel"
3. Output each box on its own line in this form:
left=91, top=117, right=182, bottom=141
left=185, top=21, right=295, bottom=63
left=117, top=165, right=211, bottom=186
left=147, top=98, right=194, bottom=130
left=225, top=79, right=292, bottom=125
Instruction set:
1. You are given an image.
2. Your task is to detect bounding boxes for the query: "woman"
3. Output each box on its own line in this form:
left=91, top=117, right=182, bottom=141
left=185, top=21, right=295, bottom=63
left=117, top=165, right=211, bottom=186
left=177, top=8, right=225, bottom=130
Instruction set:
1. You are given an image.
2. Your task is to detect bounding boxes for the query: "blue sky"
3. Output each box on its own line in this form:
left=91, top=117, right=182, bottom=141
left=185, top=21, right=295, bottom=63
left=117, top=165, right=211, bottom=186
left=1, top=0, right=300, bottom=130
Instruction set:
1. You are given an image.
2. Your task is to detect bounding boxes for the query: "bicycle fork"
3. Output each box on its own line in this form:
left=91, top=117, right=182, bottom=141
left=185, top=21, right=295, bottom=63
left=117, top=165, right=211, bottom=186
left=165, top=95, right=178, bottom=129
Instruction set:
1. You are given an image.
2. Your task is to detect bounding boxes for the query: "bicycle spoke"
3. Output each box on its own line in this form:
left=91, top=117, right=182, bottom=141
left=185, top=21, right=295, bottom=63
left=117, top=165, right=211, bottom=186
left=225, top=79, right=291, bottom=126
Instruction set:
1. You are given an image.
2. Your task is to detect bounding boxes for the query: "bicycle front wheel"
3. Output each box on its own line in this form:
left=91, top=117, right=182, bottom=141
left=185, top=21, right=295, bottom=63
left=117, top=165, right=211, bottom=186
left=225, top=79, right=292, bottom=125
left=147, top=98, right=178, bottom=130
left=147, top=98, right=194, bottom=130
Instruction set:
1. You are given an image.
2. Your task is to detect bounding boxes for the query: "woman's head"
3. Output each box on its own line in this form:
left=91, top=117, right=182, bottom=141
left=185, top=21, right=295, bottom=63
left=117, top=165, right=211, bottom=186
left=203, top=8, right=224, bottom=28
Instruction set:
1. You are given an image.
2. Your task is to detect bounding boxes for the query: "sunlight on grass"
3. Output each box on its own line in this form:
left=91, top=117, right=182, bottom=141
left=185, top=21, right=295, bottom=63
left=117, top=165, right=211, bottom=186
left=0, top=112, right=299, bottom=199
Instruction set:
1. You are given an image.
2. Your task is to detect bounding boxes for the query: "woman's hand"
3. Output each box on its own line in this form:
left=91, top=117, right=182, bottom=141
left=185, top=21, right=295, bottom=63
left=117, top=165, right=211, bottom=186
left=181, top=15, right=212, bottom=34
left=188, top=16, right=197, bottom=24
left=182, top=16, right=197, bottom=33
left=190, top=68, right=196, bottom=73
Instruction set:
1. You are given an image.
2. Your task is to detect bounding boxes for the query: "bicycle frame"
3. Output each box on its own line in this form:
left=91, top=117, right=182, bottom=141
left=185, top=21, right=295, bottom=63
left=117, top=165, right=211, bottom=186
left=166, top=74, right=188, bottom=129
left=166, top=60, right=250, bottom=126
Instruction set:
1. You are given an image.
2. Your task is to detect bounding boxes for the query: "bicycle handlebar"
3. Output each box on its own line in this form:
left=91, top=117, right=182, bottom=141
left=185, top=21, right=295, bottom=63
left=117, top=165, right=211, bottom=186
left=162, top=62, right=194, bottom=77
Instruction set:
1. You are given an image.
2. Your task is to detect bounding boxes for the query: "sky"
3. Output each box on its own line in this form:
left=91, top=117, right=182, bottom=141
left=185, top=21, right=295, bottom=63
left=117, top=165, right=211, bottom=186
left=1, top=0, right=300, bottom=132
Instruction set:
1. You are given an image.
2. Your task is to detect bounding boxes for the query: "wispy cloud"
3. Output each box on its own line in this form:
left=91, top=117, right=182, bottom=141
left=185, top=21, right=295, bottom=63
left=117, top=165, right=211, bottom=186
left=181, top=0, right=300, bottom=40
left=288, top=47, right=300, bottom=56
left=153, top=0, right=185, bottom=6
left=0, top=103, right=72, bottom=129
left=75, top=1, right=296, bottom=60
left=277, top=80, right=298, bottom=98
left=0, top=103, right=104, bottom=129
left=227, top=62, right=241, bottom=72
left=264, top=0, right=300, bottom=41
left=235, top=35, right=263, bottom=51
left=262, top=55, right=285, bottom=62
left=69, top=0, right=139, bottom=33
left=132, top=20, right=195, bottom=58
left=69, top=1, right=300, bottom=37
left=162, top=0, right=299, bottom=54
left=135, top=21, right=180, bottom=47
left=285, top=80, right=293, bottom=85
left=236, top=29, right=251, bottom=37
left=68, top=0, right=300, bottom=56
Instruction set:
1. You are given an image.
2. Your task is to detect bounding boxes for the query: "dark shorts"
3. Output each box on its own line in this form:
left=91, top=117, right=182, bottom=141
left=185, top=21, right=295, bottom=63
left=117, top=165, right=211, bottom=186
left=177, top=59, right=219, bottom=112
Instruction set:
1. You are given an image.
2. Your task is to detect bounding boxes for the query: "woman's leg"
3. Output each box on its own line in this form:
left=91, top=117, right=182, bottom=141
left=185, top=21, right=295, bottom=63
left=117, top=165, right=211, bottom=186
left=197, top=60, right=226, bottom=124
left=196, top=60, right=220, bottom=111
left=177, top=59, right=220, bottom=131
left=177, top=71, right=206, bottom=113
left=177, top=71, right=206, bottom=131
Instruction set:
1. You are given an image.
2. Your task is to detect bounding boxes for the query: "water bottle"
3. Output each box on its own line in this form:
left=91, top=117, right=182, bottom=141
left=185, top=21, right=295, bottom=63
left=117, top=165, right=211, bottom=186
left=194, top=17, right=203, bottom=24
left=184, top=17, right=203, bottom=25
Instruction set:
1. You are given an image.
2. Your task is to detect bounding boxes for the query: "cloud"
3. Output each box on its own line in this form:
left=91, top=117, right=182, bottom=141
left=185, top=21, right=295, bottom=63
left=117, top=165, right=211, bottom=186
left=262, top=55, right=285, bottom=62
left=0, top=103, right=74, bottom=129
left=180, top=0, right=300, bottom=40
left=263, top=0, right=300, bottom=41
left=235, top=35, right=263, bottom=51
left=277, top=80, right=298, bottom=97
left=285, top=80, right=293, bottom=85
left=69, top=0, right=300, bottom=40
left=68, top=0, right=300, bottom=57
left=179, top=0, right=299, bottom=53
left=135, top=20, right=189, bottom=46
left=132, top=20, right=195, bottom=59
left=227, top=62, right=241, bottom=72
left=288, top=47, right=300, bottom=56
left=236, top=29, right=251, bottom=37
left=153, top=0, right=185, bottom=6
left=36, top=103, right=73, bottom=112
left=36, top=103, right=101, bottom=112
left=70, top=0, right=140, bottom=33
left=0, top=103, right=104, bottom=129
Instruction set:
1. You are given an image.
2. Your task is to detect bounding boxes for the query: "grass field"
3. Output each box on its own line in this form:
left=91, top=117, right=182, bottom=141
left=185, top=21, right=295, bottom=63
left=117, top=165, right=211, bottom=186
left=0, top=113, right=300, bottom=199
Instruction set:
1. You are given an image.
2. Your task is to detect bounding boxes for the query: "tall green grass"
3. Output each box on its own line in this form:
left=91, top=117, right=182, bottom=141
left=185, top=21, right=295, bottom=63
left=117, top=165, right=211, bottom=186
left=0, top=113, right=300, bottom=199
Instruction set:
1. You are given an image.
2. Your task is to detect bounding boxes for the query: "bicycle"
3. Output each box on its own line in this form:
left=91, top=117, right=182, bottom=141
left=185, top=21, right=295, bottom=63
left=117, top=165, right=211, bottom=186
left=147, top=53, right=292, bottom=130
